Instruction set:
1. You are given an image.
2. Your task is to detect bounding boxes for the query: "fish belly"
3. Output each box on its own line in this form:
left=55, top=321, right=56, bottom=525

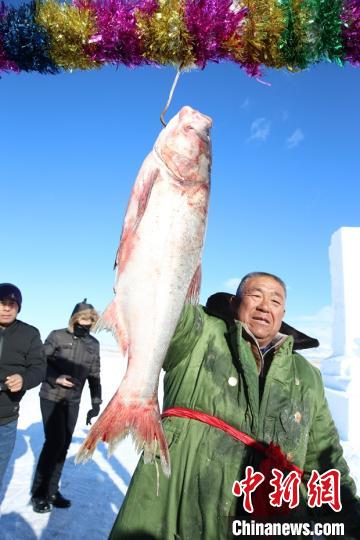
left=118, top=171, right=208, bottom=394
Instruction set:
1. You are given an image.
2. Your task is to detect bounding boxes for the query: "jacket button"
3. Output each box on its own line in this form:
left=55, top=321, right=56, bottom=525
left=294, top=412, right=302, bottom=423
left=228, top=377, right=237, bottom=387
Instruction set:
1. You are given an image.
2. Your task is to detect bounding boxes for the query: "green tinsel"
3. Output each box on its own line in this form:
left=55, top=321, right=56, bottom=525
left=312, top=0, right=345, bottom=64
left=278, top=0, right=345, bottom=70
left=278, top=0, right=313, bottom=70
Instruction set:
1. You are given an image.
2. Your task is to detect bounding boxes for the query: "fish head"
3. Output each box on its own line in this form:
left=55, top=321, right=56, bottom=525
left=156, top=106, right=212, bottom=184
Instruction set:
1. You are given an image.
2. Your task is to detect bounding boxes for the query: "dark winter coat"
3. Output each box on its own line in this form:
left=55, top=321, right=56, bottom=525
left=0, top=320, right=46, bottom=425
left=39, top=328, right=102, bottom=405
left=110, top=295, right=360, bottom=540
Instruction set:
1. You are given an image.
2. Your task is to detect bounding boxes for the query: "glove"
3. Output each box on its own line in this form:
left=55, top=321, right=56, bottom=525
left=86, top=403, right=100, bottom=425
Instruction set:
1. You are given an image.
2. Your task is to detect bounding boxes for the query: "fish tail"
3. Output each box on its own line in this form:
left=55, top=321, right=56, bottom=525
left=76, top=391, right=171, bottom=477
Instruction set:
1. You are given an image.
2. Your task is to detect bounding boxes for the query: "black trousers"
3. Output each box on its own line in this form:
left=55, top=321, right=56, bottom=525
left=31, top=398, right=79, bottom=498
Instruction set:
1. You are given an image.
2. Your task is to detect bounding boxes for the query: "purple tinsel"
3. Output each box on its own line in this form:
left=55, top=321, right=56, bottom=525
left=0, top=2, right=19, bottom=72
left=185, top=0, right=247, bottom=68
left=342, top=0, right=360, bottom=64
left=81, top=0, right=158, bottom=66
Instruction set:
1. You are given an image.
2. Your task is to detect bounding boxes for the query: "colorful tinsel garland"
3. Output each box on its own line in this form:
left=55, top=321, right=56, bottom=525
left=0, top=0, right=359, bottom=75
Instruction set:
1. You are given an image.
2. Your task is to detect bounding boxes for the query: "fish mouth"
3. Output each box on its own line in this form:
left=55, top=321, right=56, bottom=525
left=198, top=131, right=211, bottom=144
left=187, top=125, right=211, bottom=144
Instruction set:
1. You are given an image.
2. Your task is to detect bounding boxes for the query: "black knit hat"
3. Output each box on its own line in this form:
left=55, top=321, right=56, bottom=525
left=71, top=298, right=95, bottom=317
left=0, top=283, right=22, bottom=312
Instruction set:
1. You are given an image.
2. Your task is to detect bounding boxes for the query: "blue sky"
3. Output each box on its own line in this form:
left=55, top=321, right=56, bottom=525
left=1, top=59, right=359, bottom=345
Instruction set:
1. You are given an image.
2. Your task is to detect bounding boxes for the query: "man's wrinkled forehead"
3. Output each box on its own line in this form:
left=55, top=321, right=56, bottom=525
left=243, top=278, right=286, bottom=302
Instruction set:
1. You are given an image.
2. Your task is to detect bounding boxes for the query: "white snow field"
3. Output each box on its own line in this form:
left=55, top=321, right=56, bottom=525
left=0, top=347, right=140, bottom=540
left=0, top=346, right=359, bottom=539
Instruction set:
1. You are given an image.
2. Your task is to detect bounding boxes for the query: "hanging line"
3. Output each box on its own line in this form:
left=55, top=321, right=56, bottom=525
left=160, top=66, right=182, bottom=127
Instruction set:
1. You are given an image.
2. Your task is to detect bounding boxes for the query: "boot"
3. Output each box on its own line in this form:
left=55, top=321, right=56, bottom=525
left=31, top=496, right=52, bottom=513
left=49, top=491, right=71, bottom=508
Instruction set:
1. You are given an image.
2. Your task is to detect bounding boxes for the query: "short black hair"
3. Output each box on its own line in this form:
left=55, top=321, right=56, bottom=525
left=236, top=272, right=287, bottom=299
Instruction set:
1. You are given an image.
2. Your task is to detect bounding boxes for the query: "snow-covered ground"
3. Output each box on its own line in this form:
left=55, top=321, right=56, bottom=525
left=0, top=348, right=139, bottom=540
left=1, top=347, right=359, bottom=539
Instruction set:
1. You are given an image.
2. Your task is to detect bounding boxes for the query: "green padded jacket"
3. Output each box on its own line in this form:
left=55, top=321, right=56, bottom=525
left=110, top=299, right=359, bottom=540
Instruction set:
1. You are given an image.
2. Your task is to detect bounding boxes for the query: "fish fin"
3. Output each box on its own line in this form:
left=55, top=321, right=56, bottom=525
left=94, top=300, right=128, bottom=356
left=76, top=391, right=171, bottom=478
left=186, top=263, right=202, bottom=305
left=133, top=167, right=158, bottom=230
left=114, top=165, right=159, bottom=272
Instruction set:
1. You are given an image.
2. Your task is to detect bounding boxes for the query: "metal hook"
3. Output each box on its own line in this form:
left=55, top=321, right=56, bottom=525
left=160, top=66, right=182, bottom=127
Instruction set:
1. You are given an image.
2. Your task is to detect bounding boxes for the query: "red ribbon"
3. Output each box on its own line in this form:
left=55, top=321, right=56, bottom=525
left=162, top=406, right=303, bottom=518
left=162, top=406, right=302, bottom=475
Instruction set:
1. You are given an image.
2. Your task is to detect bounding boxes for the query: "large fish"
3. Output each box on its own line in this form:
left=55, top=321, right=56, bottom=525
left=77, top=106, right=212, bottom=476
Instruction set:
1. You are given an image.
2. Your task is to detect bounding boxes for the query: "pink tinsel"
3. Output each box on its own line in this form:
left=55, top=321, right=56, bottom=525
left=185, top=0, right=248, bottom=68
left=0, top=2, right=19, bottom=73
left=81, top=0, right=158, bottom=66
left=0, top=44, right=20, bottom=72
left=342, top=0, right=360, bottom=65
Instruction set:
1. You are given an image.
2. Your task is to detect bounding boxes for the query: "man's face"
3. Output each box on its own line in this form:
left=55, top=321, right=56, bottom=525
left=0, top=299, right=19, bottom=326
left=235, top=276, right=286, bottom=348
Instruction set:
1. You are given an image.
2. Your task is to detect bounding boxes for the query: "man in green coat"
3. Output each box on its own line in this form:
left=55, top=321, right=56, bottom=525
left=110, top=272, right=360, bottom=539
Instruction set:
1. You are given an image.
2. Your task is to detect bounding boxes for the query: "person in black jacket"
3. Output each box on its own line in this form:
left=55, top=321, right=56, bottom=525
left=31, top=299, right=102, bottom=513
left=0, top=283, right=46, bottom=493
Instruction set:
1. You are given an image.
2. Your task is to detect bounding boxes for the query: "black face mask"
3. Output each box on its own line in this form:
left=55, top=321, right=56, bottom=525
left=73, top=323, right=91, bottom=338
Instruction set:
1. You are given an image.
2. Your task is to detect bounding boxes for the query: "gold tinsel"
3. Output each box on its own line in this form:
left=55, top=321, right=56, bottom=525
left=135, top=0, right=195, bottom=67
left=36, top=0, right=99, bottom=70
left=228, top=0, right=287, bottom=68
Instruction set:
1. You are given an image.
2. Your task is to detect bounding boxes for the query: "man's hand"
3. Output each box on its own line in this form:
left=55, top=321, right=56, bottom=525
left=5, top=374, right=24, bottom=392
left=56, top=375, right=75, bottom=388
left=86, top=404, right=100, bottom=425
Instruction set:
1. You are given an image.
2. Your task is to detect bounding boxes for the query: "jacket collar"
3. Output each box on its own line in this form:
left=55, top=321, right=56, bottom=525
left=0, top=319, right=19, bottom=333
left=205, top=292, right=319, bottom=351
